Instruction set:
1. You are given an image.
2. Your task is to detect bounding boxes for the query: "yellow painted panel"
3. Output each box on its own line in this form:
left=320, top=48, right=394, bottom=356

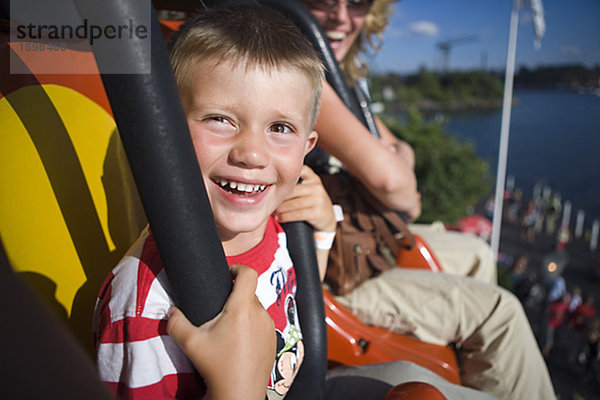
left=46, top=84, right=117, bottom=252
left=0, top=85, right=116, bottom=313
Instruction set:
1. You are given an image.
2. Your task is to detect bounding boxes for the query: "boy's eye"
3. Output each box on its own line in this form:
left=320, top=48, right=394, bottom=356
left=203, top=115, right=234, bottom=127
left=202, top=115, right=236, bottom=136
left=270, top=123, right=294, bottom=134
left=208, top=115, right=229, bottom=124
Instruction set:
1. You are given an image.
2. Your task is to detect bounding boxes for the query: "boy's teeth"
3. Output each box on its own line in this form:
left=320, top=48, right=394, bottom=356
left=218, top=180, right=266, bottom=193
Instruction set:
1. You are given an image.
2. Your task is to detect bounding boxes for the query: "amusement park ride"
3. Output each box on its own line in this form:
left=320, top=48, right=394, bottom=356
left=1, top=1, right=462, bottom=398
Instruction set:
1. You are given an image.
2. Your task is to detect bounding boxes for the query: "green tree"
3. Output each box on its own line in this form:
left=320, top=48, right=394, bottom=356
left=370, top=68, right=504, bottom=111
left=386, top=108, right=491, bottom=223
left=406, top=67, right=446, bottom=102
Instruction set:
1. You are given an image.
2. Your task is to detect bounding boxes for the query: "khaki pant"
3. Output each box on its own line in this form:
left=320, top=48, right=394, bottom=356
left=336, top=269, right=556, bottom=400
left=409, top=223, right=497, bottom=285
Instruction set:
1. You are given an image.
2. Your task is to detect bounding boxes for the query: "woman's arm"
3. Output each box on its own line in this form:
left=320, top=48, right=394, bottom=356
left=375, top=116, right=416, bottom=170
left=315, top=82, right=421, bottom=221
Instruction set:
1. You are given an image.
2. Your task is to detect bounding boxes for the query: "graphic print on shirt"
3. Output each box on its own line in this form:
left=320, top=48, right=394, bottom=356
left=269, top=294, right=304, bottom=395
left=95, top=218, right=304, bottom=398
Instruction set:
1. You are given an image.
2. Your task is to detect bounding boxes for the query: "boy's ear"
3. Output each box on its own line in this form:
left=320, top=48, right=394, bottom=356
left=304, top=131, right=318, bottom=156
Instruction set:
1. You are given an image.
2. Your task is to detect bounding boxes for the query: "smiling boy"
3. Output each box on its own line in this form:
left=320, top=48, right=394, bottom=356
left=93, top=5, right=324, bottom=400
left=183, top=57, right=318, bottom=254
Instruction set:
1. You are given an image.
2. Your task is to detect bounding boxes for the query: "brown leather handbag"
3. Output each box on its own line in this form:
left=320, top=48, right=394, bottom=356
left=320, top=172, right=415, bottom=296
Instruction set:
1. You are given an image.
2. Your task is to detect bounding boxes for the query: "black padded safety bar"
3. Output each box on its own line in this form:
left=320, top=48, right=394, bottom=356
left=353, top=82, right=381, bottom=139
left=73, top=0, right=232, bottom=326
left=0, top=0, right=7, bottom=20
left=161, top=1, right=329, bottom=397
left=0, top=240, right=114, bottom=400
left=259, top=0, right=369, bottom=129
left=281, top=222, right=327, bottom=400
left=253, top=4, right=334, bottom=398
left=152, top=0, right=203, bottom=12
left=156, top=0, right=380, bottom=136
left=77, top=1, right=328, bottom=398
left=269, top=1, right=409, bottom=226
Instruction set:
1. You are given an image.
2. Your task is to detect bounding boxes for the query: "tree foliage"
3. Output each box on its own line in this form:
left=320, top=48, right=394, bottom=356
left=370, top=68, right=503, bottom=111
left=515, top=64, right=600, bottom=89
left=386, top=109, right=491, bottom=223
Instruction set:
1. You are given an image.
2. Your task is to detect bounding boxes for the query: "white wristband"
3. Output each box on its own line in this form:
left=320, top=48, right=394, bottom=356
left=314, top=230, right=336, bottom=250
left=333, top=204, right=344, bottom=222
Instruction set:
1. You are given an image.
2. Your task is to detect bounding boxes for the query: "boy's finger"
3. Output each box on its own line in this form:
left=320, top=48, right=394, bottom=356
left=275, top=207, right=314, bottom=224
left=276, top=196, right=315, bottom=215
left=298, top=165, right=318, bottom=182
left=166, top=306, right=200, bottom=349
left=227, top=265, right=259, bottom=306
left=286, top=180, right=316, bottom=201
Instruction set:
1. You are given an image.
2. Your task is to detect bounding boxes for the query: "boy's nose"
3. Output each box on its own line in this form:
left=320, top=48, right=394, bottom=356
left=228, top=129, right=269, bottom=168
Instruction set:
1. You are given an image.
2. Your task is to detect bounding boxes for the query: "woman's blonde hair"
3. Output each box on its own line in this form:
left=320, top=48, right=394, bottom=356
left=168, top=4, right=325, bottom=129
left=339, top=0, right=395, bottom=84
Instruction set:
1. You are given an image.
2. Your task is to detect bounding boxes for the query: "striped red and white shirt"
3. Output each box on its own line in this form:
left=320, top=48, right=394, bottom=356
left=94, top=217, right=303, bottom=399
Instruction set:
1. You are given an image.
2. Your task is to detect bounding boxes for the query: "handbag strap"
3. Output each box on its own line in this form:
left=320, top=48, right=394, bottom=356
left=319, top=171, right=416, bottom=250
left=352, top=178, right=416, bottom=250
left=380, top=210, right=416, bottom=249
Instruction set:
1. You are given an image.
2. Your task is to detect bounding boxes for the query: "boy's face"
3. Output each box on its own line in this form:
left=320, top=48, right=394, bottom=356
left=183, top=60, right=318, bottom=252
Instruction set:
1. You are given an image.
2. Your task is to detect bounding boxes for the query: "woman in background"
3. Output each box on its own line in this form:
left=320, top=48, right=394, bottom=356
left=301, top=0, right=555, bottom=398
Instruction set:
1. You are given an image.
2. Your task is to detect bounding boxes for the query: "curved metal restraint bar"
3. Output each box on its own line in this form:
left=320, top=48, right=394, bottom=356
left=73, top=0, right=232, bottom=325
left=280, top=221, right=327, bottom=400
left=273, top=1, right=413, bottom=226
left=260, top=0, right=379, bottom=137
left=250, top=3, right=334, bottom=397
left=0, top=240, right=114, bottom=400
left=77, top=0, right=328, bottom=398
left=190, top=2, right=330, bottom=398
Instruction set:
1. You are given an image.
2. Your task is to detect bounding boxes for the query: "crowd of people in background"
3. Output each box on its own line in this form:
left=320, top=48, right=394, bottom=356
left=501, top=180, right=599, bottom=254
left=501, top=184, right=567, bottom=247
left=499, top=252, right=600, bottom=396
left=496, top=179, right=600, bottom=398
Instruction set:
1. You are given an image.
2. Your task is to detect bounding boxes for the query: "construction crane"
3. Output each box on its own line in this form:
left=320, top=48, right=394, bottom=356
left=436, top=35, right=478, bottom=73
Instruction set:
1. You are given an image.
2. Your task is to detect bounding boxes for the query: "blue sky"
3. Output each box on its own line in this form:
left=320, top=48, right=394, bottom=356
left=369, top=0, right=600, bottom=74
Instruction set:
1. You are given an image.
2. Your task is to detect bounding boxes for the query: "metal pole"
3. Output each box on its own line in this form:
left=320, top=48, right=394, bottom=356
left=73, top=0, right=232, bottom=325
left=591, top=220, right=599, bottom=252
left=562, top=200, right=572, bottom=228
left=575, top=210, right=585, bottom=239
left=491, top=0, right=521, bottom=258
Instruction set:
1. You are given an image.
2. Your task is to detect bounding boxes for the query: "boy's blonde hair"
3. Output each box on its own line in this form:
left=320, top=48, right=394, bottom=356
left=168, top=4, right=325, bottom=129
left=340, top=0, right=395, bottom=84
